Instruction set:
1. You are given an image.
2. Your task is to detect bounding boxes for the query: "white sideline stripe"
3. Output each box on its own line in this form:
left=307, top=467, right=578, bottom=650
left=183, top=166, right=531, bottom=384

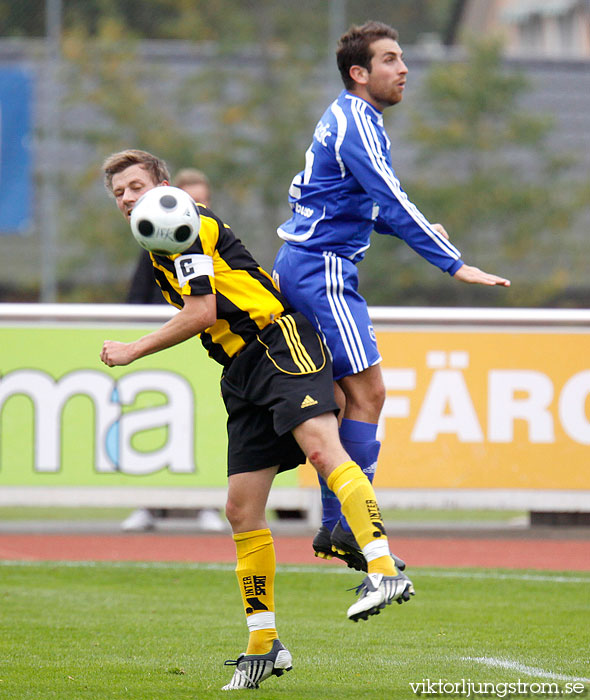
left=416, top=570, right=590, bottom=584
left=462, top=656, right=590, bottom=684
left=1, top=560, right=590, bottom=584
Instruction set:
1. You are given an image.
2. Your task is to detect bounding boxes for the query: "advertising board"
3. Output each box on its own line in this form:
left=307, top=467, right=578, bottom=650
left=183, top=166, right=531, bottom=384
left=1, top=306, right=589, bottom=511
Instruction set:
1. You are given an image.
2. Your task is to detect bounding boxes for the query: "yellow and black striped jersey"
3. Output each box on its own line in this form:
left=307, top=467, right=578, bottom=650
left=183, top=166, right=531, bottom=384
left=148, top=205, right=289, bottom=366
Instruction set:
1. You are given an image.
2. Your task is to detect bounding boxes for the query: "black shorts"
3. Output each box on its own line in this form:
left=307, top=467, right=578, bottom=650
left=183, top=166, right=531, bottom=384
left=220, top=312, right=339, bottom=476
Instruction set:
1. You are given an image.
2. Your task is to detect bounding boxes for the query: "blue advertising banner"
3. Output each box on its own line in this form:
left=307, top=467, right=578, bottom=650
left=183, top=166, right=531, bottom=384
left=0, top=68, right=33, bottom=233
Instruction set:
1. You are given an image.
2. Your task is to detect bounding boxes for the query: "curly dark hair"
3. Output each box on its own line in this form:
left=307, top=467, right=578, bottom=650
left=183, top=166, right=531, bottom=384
left=336, top=21, right=399, bottom=90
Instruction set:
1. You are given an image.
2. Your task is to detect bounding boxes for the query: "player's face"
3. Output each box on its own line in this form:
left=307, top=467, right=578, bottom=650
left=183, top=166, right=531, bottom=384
left=111, top=164, right=165, bottom=220
left=364, top=38, right=408, bottom=111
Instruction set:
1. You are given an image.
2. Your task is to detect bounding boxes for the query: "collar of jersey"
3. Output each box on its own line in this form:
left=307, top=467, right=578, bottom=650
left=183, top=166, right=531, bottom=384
left=342, top=90, right=384, bottom=124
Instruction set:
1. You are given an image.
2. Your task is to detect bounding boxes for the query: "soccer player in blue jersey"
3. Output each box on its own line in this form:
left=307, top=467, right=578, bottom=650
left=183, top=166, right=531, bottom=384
left=273, top=21, right=510, bottom=570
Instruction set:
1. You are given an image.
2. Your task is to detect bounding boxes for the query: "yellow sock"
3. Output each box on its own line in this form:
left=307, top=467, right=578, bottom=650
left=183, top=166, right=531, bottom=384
left=368, top=554, right=397, bottom=576
left=234, top=529, right=278, bottom=655
left=327, top=461, right=396, bottom=576
left=246, top=628, right=279, bottom=655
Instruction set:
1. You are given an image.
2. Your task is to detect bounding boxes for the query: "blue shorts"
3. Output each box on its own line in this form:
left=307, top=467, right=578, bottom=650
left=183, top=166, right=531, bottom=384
left=273, top=245, right=381, bottom=381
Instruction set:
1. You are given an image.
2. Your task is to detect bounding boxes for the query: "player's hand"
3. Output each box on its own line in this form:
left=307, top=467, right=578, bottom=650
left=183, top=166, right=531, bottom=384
left=453, top=264, right=510, bottom=287
left=431, top=223, right=449, bottom=240
left=100, top=340, right=136, bottom=367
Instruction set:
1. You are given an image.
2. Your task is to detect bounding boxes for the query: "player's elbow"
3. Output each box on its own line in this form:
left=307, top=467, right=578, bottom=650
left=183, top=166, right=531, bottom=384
left=200, top=306, right=217, bottom=330
left=182, top=294, right=217, bottom=332
left=202, top=295, right=218, bottom=329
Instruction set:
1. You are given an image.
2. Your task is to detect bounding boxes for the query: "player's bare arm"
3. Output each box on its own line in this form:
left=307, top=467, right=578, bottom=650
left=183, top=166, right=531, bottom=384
left=453, top=264, right=511, bottom=287
left=100, top=293, right=216, bottom=367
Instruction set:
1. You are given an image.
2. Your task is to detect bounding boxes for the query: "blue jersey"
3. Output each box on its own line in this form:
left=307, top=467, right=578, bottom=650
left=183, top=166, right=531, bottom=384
left=277, top=90, right=463, bottom=273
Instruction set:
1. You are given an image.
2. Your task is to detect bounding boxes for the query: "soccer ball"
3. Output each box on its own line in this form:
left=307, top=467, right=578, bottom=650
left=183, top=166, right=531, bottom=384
left=130, top=185, right=201, bottom=255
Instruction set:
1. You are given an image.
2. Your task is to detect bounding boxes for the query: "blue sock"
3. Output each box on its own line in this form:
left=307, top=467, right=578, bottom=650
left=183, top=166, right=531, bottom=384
left=318, top=475, right=341, bottom=530
left=338, top=418, right=381, bottom=532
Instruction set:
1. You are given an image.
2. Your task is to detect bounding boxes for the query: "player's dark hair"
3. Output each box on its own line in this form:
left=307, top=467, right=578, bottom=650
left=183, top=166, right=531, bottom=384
left=102, top=149, right=171, bottom=192
left=337, top=21, right=399, bottom=90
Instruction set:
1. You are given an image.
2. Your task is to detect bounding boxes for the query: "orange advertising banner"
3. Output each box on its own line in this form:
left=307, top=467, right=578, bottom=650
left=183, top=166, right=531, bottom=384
left=300, top=317, right=590, bottom=492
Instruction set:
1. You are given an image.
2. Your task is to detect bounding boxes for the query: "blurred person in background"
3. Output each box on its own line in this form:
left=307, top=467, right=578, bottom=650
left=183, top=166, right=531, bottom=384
left=172, top=167, right=211, bottom=204
left=273, top=20, right=510, bottom=570
left=122, top=168, right=225, bottom=533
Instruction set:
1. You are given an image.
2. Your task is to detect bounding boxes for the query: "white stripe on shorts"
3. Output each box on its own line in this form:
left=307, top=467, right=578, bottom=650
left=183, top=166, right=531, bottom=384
left=323, top=252, right=369, bottom=375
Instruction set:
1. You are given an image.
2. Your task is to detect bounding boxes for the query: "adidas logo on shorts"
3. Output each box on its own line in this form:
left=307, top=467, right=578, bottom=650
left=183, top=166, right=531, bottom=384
left=300, top=394, right=319, bottom=408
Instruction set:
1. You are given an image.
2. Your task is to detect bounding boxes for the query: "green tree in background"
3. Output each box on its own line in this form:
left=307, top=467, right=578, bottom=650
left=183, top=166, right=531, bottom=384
left=2, top=0, right=457, bottom=302
left=179, top=1, right=324, bottom=271
left=1, top=0, right=453, bottom=44
left=6, top=3, right=587, bottom=306
left=57, top=19, right=207, bottom=301
left=56, top=8, right=322, bottom=301
left=361, top=40, right=589, bottom=308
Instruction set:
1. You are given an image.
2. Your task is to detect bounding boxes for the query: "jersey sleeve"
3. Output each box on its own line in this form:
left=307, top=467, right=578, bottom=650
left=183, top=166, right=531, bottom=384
left=339, top=107, right=464, bottom=274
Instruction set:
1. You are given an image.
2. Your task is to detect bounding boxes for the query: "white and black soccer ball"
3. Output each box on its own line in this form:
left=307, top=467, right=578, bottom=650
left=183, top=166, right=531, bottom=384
left=130, top=185, right=201, bottom=255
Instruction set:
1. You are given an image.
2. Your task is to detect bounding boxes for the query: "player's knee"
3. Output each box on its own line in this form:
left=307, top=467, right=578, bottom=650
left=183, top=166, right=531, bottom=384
left=346, top=393, right=384, bottom=417
left=306, top=449, right=332, bottom=477
left=345, top=381, right=385, bottom=416
left=225, top=498, right=243, bottom=529
left=372, top=381, right=386, bottom=411
left=367, top=385, right=385, bottom=412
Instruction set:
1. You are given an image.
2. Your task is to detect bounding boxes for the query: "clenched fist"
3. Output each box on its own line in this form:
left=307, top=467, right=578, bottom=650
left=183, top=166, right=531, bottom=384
left=100, top=340, right=136, bottom=367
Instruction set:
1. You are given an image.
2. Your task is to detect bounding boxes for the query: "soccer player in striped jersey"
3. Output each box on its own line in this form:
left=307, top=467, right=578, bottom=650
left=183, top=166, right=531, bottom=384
left=273, top=21, right=510, bottom=570
left=100, top=149, right=415, bottom=691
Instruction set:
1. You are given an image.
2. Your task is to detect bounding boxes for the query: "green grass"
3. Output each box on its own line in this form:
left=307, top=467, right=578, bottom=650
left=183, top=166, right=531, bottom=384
left=0, top=562, right=588, bottom=699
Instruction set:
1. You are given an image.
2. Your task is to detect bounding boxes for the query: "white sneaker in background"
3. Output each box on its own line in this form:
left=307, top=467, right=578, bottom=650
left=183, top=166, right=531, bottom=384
left=121, top=508, right=156, bottom=532
left=195, top=508, right=226, bottom=532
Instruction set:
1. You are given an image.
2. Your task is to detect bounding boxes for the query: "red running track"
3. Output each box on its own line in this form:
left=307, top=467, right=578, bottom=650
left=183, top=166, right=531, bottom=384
left=1, top=534, right=589, bottom=570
